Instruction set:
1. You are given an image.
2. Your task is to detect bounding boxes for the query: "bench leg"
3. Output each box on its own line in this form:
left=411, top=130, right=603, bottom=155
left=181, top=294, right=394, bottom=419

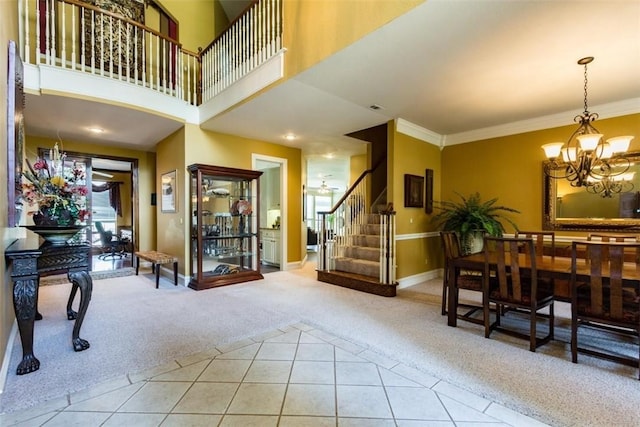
left=173, top=261, right=178, bottom=286
left=155, top=264, right=160, bottom=289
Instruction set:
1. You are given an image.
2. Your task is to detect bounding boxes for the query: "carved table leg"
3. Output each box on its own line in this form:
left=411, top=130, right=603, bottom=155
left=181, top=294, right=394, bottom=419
left=35, top=277, right=43, bottom=321
left=12, top=276, right=40, bottom=375
left=67, top=271, right=93, bottom=352
left=66, top=281, right=79, bottom=320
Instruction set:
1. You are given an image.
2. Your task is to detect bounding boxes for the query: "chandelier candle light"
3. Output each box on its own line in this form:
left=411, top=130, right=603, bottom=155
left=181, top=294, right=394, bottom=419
left=542, top=57, right=635, bottom=197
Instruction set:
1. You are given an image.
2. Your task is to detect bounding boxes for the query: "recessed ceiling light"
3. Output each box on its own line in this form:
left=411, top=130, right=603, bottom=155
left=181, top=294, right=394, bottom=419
left=284, top=133, right=296, bottom=141
left=88, top=127, right=104, bottom=134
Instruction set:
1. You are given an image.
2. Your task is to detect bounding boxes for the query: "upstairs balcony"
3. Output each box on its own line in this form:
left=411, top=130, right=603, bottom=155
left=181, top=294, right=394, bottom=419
left=17, top=0, right=284, bottom=122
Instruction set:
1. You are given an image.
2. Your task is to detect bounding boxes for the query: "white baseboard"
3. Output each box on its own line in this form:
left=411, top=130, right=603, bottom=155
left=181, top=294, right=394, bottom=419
left=397, top=268, right=443, bottom=289
left=0, top=321, right=18, bottom=395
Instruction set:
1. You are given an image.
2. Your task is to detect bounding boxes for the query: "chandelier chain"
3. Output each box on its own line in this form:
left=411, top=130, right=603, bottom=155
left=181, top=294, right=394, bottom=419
left=583, top=62, right=589, bottom=113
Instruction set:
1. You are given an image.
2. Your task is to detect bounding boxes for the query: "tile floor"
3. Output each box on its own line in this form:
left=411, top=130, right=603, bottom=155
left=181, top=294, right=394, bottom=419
left=1, top=323, right=548, bottom=427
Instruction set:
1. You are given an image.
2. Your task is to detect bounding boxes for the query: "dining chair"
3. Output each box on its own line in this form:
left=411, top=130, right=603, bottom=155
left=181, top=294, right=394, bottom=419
left=440, top=231, right=484, bottom=323
left=483, top=236, right=555, bottom=352
left=515, top=230, right=555, bottom=257
left=587, top=233, right=640, bottom=263
left=570, top=241, right=640, bottom=379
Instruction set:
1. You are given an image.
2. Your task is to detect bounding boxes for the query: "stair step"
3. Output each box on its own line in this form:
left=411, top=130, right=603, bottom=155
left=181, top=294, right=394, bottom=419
left=359, top=223, right=380, bottom=235
left=352, top=235, right=380, bottom=248
left=335, top=257, right=379, bottom=277
left=317, top=270, right=397, bottom=297
left=343, top=246, right=380, bottom=262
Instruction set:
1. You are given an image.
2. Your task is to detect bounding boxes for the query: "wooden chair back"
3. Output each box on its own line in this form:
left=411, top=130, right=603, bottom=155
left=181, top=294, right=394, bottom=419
left=570, top=240, right=640, bottom=377
left=587, top=233, right=640, bottom=263
left=515, top=230, right=555, bottom=257
left=484, top=236, right=538, bottom=304
left=440, top=231, right=462, bottom=262
left=571, top=241, right=640, bottom=323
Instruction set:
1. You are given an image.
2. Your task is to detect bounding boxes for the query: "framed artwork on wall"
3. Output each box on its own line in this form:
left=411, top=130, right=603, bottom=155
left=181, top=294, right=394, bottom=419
left=404, top=174, right=424, bottom=208
left=425, top=168, right=434, bottom=214
left=7, top=40, right=25, bottom=227
left=161, top=170, right=177, bottom=213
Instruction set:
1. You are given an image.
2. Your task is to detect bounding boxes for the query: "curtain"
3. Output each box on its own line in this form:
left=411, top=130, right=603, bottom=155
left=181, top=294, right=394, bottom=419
left=92, top=182, right=123, bottom=217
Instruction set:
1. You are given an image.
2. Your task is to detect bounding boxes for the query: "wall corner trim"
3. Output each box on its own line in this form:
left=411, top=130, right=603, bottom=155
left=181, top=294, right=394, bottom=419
left=396, top=118, right=442, bottom=147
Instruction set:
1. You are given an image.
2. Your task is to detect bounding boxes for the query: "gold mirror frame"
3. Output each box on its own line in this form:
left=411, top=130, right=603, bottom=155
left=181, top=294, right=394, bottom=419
left=543, top=152, right=640, bottom=232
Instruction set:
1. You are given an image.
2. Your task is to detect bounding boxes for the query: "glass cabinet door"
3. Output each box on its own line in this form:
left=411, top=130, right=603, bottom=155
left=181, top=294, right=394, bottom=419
left=188, top=164, right=263, bottom=290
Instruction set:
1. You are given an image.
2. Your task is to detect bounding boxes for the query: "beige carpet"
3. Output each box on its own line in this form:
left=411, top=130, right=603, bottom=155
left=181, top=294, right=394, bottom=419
left=1, top=263, right=639, bottom=426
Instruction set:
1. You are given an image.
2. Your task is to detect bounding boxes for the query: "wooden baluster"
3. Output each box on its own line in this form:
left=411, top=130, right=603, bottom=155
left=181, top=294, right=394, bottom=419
left=91, top=10, right=95, bottom=72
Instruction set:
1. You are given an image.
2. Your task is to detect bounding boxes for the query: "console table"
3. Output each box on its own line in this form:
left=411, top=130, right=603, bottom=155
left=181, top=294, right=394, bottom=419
left=5, top=235, right=93, bottom=375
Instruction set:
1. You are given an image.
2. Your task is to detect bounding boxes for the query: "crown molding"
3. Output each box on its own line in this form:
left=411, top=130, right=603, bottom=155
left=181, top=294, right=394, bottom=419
left=443, top=98, right=640, bottom=146
left=396, top=118, right=443, bottom=147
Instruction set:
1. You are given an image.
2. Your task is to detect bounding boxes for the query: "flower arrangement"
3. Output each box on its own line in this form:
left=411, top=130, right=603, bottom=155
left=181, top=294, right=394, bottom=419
left=22, top=143, right=89, bottom=226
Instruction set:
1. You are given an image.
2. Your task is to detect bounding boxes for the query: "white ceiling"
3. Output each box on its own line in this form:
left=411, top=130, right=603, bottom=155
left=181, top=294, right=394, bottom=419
left=22, top=1, right=640, bottom=191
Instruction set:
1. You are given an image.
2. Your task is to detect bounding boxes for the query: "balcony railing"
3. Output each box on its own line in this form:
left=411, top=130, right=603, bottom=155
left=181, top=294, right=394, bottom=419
left=17, top=0, right=283, bottom=107
left=200, top=0, right=282, bottom=103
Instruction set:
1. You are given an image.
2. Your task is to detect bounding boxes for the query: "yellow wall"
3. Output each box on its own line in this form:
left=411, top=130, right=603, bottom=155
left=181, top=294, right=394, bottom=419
left=350, top=154, right=367, bottom=185
left=389, top=121, right=442, bottom=279
left=441, top=114, right=640, bottom=233
left=155, top=127, right=187, bottom=274
left=283, top=0, right=424, bottom=79
left=25, top=136, right=157, bottom=252
left=155, top=124, right=303, bottom=278
left=155, top=0, right=217, bottom=51
left=1, top=0, right=21, bottom=390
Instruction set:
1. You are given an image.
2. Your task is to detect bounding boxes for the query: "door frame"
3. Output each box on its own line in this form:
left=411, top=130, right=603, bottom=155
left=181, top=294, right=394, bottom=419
left=253, top=153, right=288, bottom=270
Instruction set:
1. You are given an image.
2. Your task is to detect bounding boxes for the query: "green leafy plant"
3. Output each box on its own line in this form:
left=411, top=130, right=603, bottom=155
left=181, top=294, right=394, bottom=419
left=432, top=192, right=520, bottom=248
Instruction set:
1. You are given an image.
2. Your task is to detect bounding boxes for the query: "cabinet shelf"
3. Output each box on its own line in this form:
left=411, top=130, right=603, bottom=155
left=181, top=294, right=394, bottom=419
left=188, top=164, right=264, bottom=290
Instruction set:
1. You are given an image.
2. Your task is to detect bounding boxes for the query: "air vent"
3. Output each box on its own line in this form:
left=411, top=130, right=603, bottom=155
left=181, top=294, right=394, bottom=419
left=369, top=104, right=384, bottom=110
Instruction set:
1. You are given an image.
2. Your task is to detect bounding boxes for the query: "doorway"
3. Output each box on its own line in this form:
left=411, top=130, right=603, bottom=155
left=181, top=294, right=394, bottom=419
left=253, top=154, right=287, bottom=272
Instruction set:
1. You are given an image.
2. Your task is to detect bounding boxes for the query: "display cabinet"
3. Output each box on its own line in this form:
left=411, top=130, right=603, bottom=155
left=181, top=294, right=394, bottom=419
left=188, top=164, right=264, bottom=290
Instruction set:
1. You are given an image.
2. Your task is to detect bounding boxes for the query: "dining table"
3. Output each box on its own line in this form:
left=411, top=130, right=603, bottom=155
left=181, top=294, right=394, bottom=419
left=447, top=251, right=640, bottom=327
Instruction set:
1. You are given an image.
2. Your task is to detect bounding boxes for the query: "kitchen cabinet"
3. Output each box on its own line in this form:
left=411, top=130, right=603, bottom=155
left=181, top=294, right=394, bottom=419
left=188, top=164, right=263, bottom=290
left=261, top=228, right=280, bottom=266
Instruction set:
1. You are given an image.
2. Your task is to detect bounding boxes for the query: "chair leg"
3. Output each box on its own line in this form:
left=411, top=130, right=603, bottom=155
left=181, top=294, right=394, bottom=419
left=441, top=279, right=448, bottom=316
left=529, top=308, right=537, bottom=352
left=484, top=298, right=491, bottom=338
left=571, top=317, right=578, bottom=364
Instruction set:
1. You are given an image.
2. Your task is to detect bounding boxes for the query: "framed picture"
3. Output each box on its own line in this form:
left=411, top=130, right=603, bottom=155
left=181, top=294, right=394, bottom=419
left=7, top=40, right=24, bottom=227
left=425, top=168, right=434, bottom=214
left=161, top=170, right=177, bottom=212
left=404, top=174, right=424, bottom=208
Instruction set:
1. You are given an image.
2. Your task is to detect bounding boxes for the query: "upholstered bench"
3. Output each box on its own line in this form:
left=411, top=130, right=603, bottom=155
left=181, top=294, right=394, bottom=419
left=134, top=251, right=178, bottom=289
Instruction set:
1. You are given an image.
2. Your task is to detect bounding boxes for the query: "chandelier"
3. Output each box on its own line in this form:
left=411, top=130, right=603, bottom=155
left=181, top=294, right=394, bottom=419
left=318, top=180, right=331, bottom=194
left=542, top=56, right=635, bottom=197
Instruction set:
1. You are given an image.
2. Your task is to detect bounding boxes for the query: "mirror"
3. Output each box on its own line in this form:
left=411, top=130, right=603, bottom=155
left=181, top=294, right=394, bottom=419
left=543, top=151, right=640, bottom=231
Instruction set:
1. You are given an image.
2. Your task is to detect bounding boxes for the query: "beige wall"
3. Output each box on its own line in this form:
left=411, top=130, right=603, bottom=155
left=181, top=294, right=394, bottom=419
left=155, top=124, right=303, bottom=278
left=1, top=0, right=21, bottom=391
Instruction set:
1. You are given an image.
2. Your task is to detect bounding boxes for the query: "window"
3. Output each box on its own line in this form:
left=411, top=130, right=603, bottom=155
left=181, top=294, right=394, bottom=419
left=91, top=181, right=117, bottom=246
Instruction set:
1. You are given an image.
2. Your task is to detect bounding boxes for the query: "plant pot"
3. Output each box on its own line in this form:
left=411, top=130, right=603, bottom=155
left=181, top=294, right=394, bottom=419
left=461, top=231, right=485, bottom=255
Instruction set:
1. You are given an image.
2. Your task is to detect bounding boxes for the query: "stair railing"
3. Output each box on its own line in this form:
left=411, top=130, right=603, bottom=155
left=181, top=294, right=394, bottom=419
left=317, top=160, right=396, bottom=285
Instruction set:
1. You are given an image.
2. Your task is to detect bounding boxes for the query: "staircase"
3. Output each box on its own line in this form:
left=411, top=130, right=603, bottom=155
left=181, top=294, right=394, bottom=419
left=316, top=164, right=397, bottom=297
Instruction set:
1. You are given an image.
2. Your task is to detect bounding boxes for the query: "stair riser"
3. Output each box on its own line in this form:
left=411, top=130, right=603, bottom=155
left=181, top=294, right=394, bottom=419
left=359, top=224, right=380, bottom=235
left=335, top=259, right=379, bottom=277
left=317, top=270, right=396, bottom=297
left=343, top=247, right=379, bottom=262
left=353, top=235, right=380, bottom=248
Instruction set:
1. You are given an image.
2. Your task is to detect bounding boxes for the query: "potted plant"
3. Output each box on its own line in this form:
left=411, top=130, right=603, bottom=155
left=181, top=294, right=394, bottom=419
left=432, top=192, right=520, bottom=254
